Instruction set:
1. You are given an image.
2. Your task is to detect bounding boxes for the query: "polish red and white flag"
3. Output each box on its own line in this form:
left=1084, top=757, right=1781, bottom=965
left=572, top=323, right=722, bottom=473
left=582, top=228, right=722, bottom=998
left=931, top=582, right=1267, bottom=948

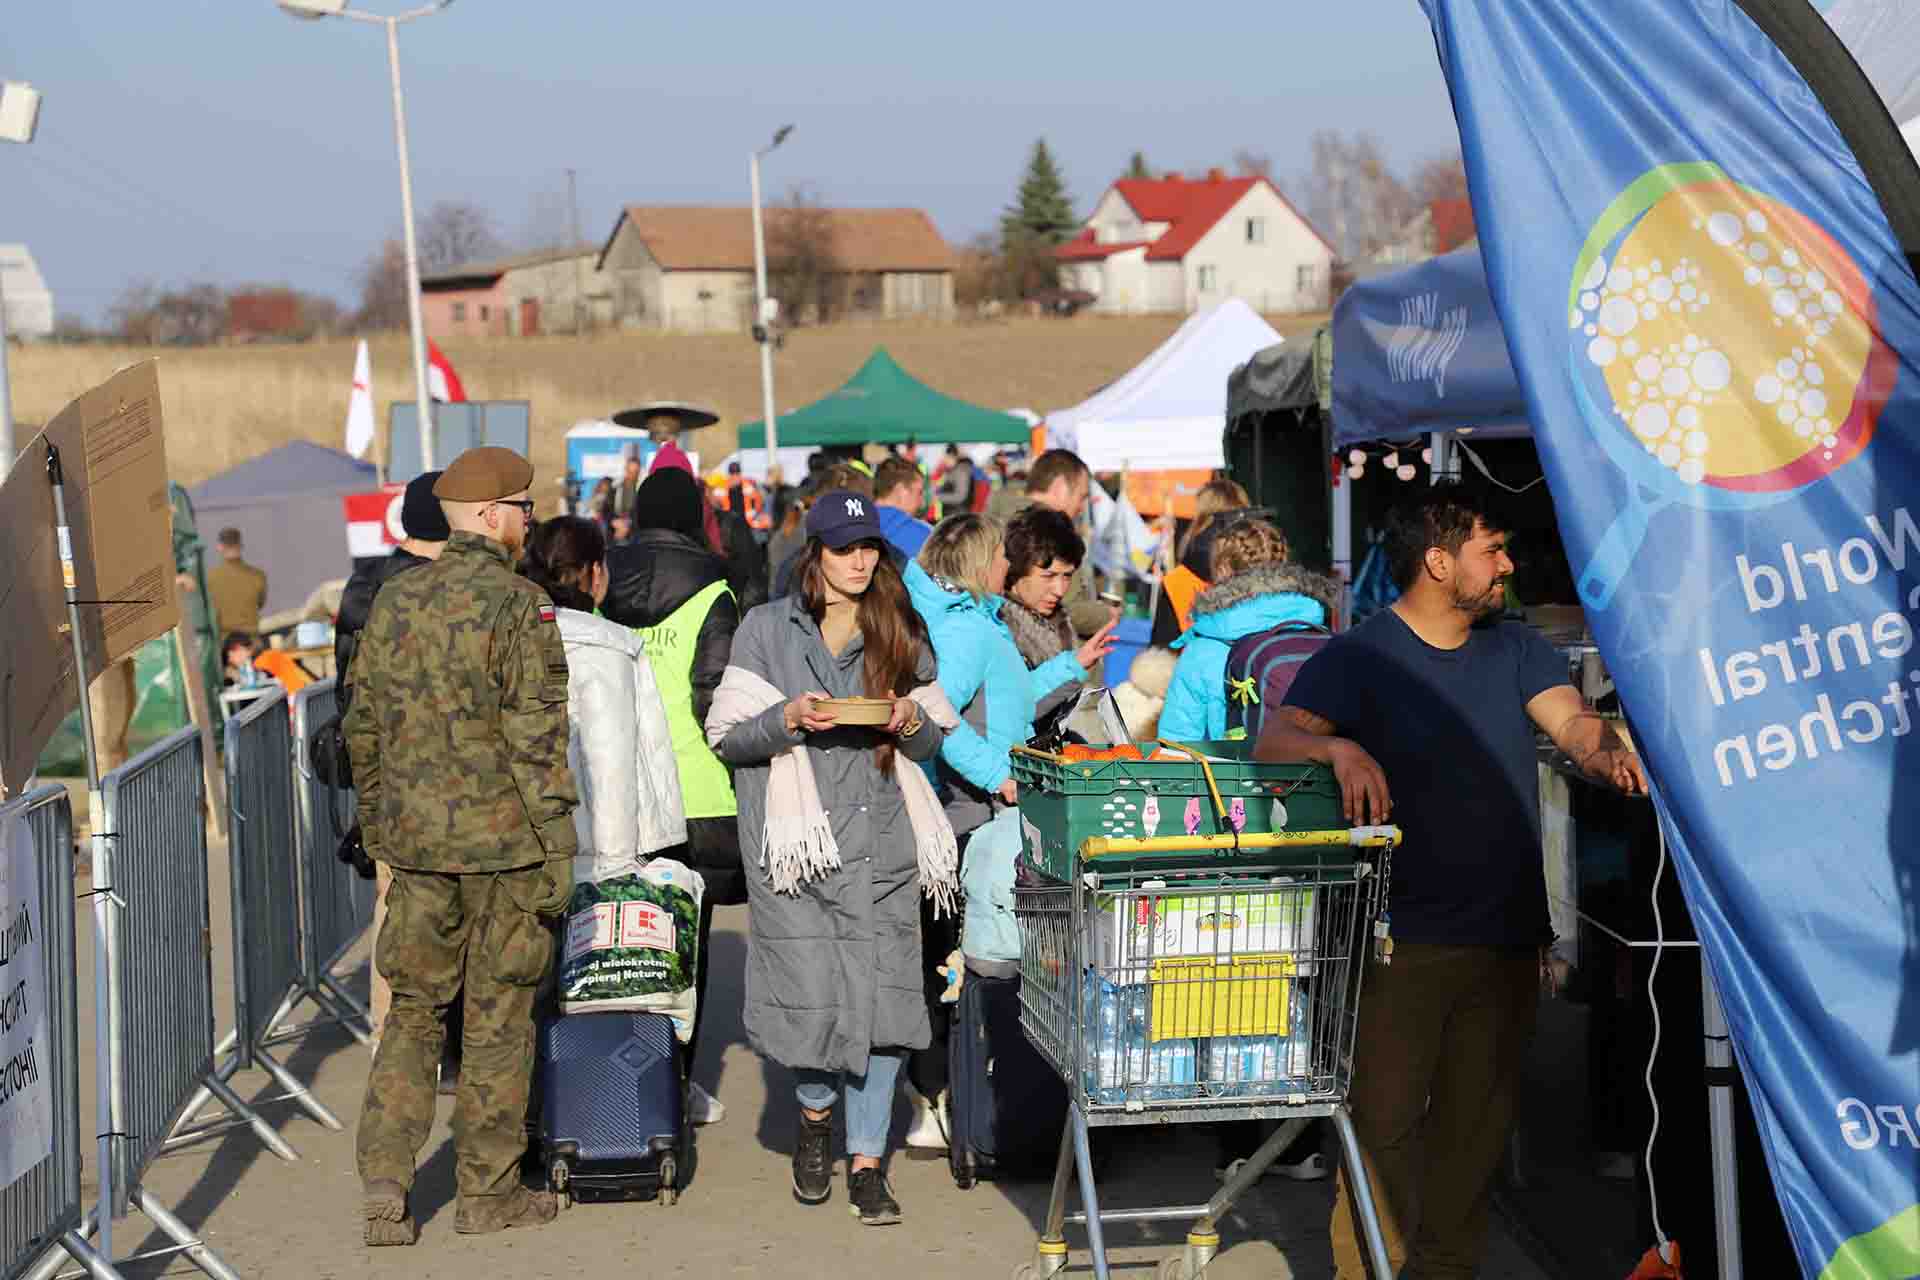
left=343, top=487, right=405, bottom=559
left=427, top=340, right=466, bottom=403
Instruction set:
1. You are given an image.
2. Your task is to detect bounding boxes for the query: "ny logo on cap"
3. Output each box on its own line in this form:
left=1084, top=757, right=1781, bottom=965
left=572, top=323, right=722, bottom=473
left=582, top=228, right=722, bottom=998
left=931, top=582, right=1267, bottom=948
left=845, top=498, right=864, bottom=518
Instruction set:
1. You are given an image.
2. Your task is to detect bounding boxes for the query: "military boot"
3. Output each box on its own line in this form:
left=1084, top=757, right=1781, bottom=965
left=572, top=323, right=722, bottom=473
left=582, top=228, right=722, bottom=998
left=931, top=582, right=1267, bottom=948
left=453, top=1186, right=559, bottom=1235
left=362, top=1179, right=416, bottom=1247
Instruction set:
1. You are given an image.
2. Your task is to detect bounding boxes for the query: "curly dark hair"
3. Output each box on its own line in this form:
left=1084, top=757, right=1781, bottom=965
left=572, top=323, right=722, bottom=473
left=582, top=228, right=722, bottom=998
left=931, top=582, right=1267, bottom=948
left=1003, top=505, right=1085, bottom=583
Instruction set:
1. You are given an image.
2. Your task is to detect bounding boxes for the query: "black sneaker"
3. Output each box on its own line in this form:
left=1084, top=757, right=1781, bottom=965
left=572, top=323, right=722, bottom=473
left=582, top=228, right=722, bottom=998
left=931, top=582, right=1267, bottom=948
left=792, top=1112, right=834, bottom=1205
left=847, top=1168, right=901, bottom=1226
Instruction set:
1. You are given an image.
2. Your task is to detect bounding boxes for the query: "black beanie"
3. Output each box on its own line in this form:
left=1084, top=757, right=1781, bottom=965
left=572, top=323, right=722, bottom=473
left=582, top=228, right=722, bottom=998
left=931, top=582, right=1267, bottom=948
left=401, top=470, right=452, bottom=541
left=632, top=468, right=707, bottom=543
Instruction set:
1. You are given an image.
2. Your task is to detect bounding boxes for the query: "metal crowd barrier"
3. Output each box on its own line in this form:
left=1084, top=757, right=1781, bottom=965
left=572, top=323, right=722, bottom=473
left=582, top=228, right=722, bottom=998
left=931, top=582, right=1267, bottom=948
left=0, top=787, right=114, bottom=1280
left=29, top=730, right=265, bottom=1280
left=287, top=682, right=373, bottom=1042
left=180, top=692, right=341, bottom=1150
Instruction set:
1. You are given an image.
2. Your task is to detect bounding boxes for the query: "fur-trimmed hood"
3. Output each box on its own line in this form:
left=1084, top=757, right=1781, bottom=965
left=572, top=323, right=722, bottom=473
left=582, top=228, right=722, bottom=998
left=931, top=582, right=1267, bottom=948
left=1191, top=563, right=1341, bottom=620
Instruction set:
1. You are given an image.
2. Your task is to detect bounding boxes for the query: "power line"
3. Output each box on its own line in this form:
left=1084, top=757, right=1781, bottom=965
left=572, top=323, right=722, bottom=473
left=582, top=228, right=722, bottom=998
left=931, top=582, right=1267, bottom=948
left=21, top=145, right=364, bottom=282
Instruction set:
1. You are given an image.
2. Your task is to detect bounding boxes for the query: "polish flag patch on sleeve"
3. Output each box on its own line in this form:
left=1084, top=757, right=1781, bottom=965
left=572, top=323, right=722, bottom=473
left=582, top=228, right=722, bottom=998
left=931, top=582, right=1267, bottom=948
left=538, top=605, right=556, bottom=623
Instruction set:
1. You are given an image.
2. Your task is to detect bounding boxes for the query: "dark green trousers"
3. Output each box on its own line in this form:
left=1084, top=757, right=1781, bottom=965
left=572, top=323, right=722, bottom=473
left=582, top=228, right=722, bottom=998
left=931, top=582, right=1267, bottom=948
left=1331, top=943, right=1539, bottom=1280
left=357, top=865, right=554, bottom=1202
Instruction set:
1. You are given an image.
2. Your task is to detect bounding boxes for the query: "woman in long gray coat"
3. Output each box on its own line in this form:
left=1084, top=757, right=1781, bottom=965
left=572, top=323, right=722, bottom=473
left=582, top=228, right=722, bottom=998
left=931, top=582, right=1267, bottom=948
left=709, top=491, right=950, bottom=1226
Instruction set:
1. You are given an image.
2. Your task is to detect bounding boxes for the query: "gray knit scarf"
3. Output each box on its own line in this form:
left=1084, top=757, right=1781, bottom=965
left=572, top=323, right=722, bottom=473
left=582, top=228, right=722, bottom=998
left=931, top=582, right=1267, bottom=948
left=1001, top=596, right=1076, bottom=670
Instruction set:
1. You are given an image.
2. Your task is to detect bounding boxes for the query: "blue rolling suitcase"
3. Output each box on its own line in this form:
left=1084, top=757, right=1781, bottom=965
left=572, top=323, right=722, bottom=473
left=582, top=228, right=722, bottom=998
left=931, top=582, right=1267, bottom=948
left=535, top=1010, right=689, bottom=1206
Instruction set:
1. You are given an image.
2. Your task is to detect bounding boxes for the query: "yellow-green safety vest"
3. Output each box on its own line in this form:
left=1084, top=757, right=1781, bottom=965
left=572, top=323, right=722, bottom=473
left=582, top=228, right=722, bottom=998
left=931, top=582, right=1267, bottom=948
left=637, top=580, right=738, bottom=820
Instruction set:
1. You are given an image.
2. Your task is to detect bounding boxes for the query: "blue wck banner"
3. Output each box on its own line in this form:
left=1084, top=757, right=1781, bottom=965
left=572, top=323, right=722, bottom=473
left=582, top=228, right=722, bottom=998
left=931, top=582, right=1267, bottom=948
left=1419, top=1, right=1920, bottom=1274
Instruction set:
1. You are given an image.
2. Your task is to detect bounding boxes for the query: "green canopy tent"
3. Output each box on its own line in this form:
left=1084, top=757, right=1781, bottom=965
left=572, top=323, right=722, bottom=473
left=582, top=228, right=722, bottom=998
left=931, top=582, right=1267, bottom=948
left=737, top=347, right=1031, bottom=449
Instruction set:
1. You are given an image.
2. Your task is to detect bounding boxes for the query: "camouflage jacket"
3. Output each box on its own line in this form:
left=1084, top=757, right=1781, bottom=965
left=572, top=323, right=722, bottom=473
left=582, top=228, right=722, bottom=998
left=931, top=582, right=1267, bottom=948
left=344, top=531, right=579, bottom=873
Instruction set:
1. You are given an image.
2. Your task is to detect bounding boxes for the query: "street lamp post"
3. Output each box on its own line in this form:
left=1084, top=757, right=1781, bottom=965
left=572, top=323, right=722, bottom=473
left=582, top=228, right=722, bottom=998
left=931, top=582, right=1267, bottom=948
left=749, top=124, right=792, bottom=474
left=0, top=79, right=42, bottom=481
left=279, top=0, right=450, bottom=471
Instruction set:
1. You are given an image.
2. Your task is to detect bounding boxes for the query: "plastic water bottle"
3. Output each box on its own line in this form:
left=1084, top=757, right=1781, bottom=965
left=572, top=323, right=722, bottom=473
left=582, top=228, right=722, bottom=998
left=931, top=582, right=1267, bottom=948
left=1083, top=972, right=1126, bottom=1103
left=1148, top=1037, right=1197, bottom=1095
left=1284, top=983, right=1313, bottom=1082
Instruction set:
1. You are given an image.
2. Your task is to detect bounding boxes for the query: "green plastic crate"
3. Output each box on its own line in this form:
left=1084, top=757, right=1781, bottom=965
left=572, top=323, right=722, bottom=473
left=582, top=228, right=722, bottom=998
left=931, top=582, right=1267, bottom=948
left=1011, top=741, right=1345, bottom=880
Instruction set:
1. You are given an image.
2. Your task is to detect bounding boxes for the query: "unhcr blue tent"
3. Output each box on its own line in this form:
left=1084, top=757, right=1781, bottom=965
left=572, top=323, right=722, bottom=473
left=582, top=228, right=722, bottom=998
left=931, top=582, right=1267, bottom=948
left=190, top=441, right=377, bottom=622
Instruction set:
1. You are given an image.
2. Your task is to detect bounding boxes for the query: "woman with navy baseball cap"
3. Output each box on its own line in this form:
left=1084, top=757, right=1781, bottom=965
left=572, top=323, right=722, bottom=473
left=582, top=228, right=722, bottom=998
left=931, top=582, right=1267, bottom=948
left=706, top=489, right=961, bottom=1225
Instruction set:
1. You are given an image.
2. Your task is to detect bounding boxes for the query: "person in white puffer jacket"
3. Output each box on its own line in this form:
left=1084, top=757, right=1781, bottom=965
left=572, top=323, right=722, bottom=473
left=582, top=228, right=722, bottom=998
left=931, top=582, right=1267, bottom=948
left=524, top=516, right=687, bottom=869
left=524, top=518, right=729, bottom=1121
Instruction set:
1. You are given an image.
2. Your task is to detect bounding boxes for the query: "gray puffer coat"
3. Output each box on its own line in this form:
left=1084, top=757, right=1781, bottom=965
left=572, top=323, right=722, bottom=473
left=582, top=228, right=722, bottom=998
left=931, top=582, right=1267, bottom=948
left=713, top=596, right=943, bottom=1075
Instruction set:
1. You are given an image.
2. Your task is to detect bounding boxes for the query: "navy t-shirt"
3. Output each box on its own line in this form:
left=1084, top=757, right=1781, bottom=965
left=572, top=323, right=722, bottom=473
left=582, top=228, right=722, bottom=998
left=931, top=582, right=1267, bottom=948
left=1282, top=609, right=1569, bottom=946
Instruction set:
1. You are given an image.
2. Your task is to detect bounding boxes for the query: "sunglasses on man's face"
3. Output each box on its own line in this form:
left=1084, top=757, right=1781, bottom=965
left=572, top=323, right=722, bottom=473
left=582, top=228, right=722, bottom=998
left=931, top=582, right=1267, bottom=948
left=494, top=499, right=536, bottom=519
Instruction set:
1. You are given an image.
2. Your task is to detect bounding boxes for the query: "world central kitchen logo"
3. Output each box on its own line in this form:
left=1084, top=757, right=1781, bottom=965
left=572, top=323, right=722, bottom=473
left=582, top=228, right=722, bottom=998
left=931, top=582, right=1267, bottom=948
left=1387, top=291, right=1470, bottom=397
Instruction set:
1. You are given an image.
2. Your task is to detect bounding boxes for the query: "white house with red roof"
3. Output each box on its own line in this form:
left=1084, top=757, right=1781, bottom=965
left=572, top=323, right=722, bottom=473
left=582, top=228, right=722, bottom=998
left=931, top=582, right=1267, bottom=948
left=1055, top=169, right=1333, bottom=315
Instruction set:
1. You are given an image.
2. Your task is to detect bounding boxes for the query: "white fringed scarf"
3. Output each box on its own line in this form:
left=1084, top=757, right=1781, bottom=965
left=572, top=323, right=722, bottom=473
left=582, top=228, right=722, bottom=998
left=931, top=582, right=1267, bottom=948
left=706, top=666, right=962, bottom=916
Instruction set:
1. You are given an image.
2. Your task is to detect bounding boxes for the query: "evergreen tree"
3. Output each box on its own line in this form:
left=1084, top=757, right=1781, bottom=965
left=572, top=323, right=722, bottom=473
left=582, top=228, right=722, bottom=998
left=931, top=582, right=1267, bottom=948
left=1124, top=151, right=1153, bottom=180
left=1001, top=139, right=1077, bottom=246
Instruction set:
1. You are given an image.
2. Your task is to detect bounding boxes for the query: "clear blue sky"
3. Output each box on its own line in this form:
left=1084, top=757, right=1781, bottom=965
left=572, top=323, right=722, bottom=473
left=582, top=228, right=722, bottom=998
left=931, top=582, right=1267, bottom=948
left=5, top=1, right=1462, bottom=321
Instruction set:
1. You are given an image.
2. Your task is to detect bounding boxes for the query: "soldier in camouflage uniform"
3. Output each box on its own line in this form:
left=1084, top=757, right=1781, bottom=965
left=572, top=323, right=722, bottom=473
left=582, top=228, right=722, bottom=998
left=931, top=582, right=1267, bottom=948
left=344, top=447, right=578, bottom=1245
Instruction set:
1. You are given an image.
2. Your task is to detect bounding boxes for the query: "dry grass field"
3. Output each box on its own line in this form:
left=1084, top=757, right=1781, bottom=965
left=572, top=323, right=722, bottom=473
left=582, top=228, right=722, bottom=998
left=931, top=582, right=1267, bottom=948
left=8, top=311, right=1326, bottom=502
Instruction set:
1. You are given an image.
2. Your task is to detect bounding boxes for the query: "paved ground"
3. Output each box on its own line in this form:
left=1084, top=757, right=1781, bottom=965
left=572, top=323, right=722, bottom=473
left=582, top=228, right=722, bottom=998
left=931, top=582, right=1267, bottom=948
left=57, top=836, right=1554, bottom=1280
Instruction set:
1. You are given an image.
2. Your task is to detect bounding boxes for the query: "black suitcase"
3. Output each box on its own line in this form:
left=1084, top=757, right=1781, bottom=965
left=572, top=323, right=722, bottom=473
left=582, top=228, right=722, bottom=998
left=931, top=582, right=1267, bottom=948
left=534, top=1010, right=689, bottom=1206
left=948, top=970, right=1070, bottom=1188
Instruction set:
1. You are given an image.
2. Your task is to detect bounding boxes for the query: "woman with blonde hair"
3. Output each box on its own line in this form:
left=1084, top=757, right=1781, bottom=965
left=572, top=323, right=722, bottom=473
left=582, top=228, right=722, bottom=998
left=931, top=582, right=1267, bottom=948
left=900, top=513, right=1115, bottom=1148
left=1153, top=477, right=1252, bottom=644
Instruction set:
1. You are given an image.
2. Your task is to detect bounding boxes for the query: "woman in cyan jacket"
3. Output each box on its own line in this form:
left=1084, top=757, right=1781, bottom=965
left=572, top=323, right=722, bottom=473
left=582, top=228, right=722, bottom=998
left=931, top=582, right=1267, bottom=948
left=901, top=514, right=1113, bottom=1146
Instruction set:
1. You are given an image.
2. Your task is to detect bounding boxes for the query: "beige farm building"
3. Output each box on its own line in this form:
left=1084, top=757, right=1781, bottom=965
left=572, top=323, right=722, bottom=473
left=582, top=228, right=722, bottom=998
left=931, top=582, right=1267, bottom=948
left=421, top=244, right=607, bottom=339
left=597, top=205, right=955, bottom=333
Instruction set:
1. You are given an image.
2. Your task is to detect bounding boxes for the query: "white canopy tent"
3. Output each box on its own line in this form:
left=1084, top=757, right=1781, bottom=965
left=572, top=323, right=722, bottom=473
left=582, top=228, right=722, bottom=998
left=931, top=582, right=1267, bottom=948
left=1044, top=298, right=1285, bottom=472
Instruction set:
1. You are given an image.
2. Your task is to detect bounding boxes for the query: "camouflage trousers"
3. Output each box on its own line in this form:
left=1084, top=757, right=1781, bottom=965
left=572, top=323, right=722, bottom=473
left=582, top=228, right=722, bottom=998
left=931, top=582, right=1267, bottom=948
left=357, top=864, right=555, bottom=1201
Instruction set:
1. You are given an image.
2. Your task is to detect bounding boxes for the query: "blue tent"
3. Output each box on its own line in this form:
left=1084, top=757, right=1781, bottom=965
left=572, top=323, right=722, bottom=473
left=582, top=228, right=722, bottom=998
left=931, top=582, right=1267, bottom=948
left=190, top=442, right=378, bottom=622
left=1330, top=244, right=1532, bottom=447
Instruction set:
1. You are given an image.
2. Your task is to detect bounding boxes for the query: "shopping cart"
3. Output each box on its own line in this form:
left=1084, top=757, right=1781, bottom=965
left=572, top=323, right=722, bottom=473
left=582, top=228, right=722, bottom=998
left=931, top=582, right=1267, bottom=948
left=1008, top=742, right=1401, bottom=1280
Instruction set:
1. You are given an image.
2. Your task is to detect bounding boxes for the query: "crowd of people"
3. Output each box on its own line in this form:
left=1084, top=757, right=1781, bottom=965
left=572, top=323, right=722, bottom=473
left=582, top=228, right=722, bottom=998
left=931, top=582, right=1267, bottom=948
left=331, top=433, right=1646, bottom=1279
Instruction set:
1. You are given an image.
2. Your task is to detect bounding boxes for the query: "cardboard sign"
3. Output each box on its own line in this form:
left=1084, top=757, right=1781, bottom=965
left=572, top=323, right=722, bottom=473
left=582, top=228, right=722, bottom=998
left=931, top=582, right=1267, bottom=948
left=0, top=808, right=54, bottom=1187
left=0, top=361, right=176, bottom=793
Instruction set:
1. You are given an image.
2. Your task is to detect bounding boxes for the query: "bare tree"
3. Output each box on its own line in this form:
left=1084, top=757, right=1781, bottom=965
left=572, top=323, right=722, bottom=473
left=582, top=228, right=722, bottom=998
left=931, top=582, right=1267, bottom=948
left=108, top=279, right=159, bottom=344
left=519, top=186, right=575, bottom=252
left=1409, top=151, right=1470, bottom=205
left=356, top=238, right=411, bottom=330
left=1231, top=148, right=1273, bottom=179
left=766, top=186, right=844, bottom=324
left=1296, top=130, right=1416, bottom=261
left=953, top=231, right=1001, bottom=308
left=417, top=200, right=504, bottom=272
left=151, top=283, right=227, bottom=345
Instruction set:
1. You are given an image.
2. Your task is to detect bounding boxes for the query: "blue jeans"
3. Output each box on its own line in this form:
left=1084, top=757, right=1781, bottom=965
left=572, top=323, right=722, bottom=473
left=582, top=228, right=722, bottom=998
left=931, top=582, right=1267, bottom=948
left=794, top=1049, right=905, bottom=1158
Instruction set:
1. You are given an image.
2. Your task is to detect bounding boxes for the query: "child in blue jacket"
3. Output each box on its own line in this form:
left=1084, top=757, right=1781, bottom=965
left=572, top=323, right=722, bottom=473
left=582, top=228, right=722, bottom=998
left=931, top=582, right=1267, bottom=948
left=1159, top=519, right=1340, bottom=742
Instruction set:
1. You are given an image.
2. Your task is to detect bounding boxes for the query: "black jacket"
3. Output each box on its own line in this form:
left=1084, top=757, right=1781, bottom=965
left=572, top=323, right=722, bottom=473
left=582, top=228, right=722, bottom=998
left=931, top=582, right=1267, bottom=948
left=334, top=549, right=434, bottom=716
left=602, top=529, right=739, bottom=727
left=716, top=507, right=769, bottom=615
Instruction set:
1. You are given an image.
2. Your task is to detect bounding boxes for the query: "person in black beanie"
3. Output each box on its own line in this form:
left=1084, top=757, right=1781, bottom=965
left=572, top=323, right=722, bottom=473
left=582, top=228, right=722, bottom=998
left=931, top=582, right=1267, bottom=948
left=335, top=470, right=450, bottom=713
left=332, top=470, right=455, bottom=1072
left=600, top=467, right=745, bottom=1125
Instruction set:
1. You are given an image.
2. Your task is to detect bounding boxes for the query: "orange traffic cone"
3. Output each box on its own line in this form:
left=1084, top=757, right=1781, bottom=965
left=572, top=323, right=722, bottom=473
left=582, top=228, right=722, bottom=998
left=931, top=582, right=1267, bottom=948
left=1627, top=1240, right=1683, bottom=1279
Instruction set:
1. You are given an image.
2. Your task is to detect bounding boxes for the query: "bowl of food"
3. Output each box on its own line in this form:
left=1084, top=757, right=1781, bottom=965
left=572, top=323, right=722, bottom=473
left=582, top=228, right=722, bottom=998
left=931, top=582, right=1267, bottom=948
left=815, top=697, right=895, bottom=726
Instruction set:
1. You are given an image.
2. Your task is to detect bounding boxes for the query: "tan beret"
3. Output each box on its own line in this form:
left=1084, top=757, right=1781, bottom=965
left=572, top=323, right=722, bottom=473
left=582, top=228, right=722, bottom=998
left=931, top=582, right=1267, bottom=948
left=433, top=447, right=533, bottom=502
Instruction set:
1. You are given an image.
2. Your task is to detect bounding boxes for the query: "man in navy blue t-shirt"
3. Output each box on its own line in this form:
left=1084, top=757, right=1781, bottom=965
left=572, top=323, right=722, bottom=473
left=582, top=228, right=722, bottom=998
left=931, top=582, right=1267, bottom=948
left=1258, top=490, right=1643, bottom=1280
